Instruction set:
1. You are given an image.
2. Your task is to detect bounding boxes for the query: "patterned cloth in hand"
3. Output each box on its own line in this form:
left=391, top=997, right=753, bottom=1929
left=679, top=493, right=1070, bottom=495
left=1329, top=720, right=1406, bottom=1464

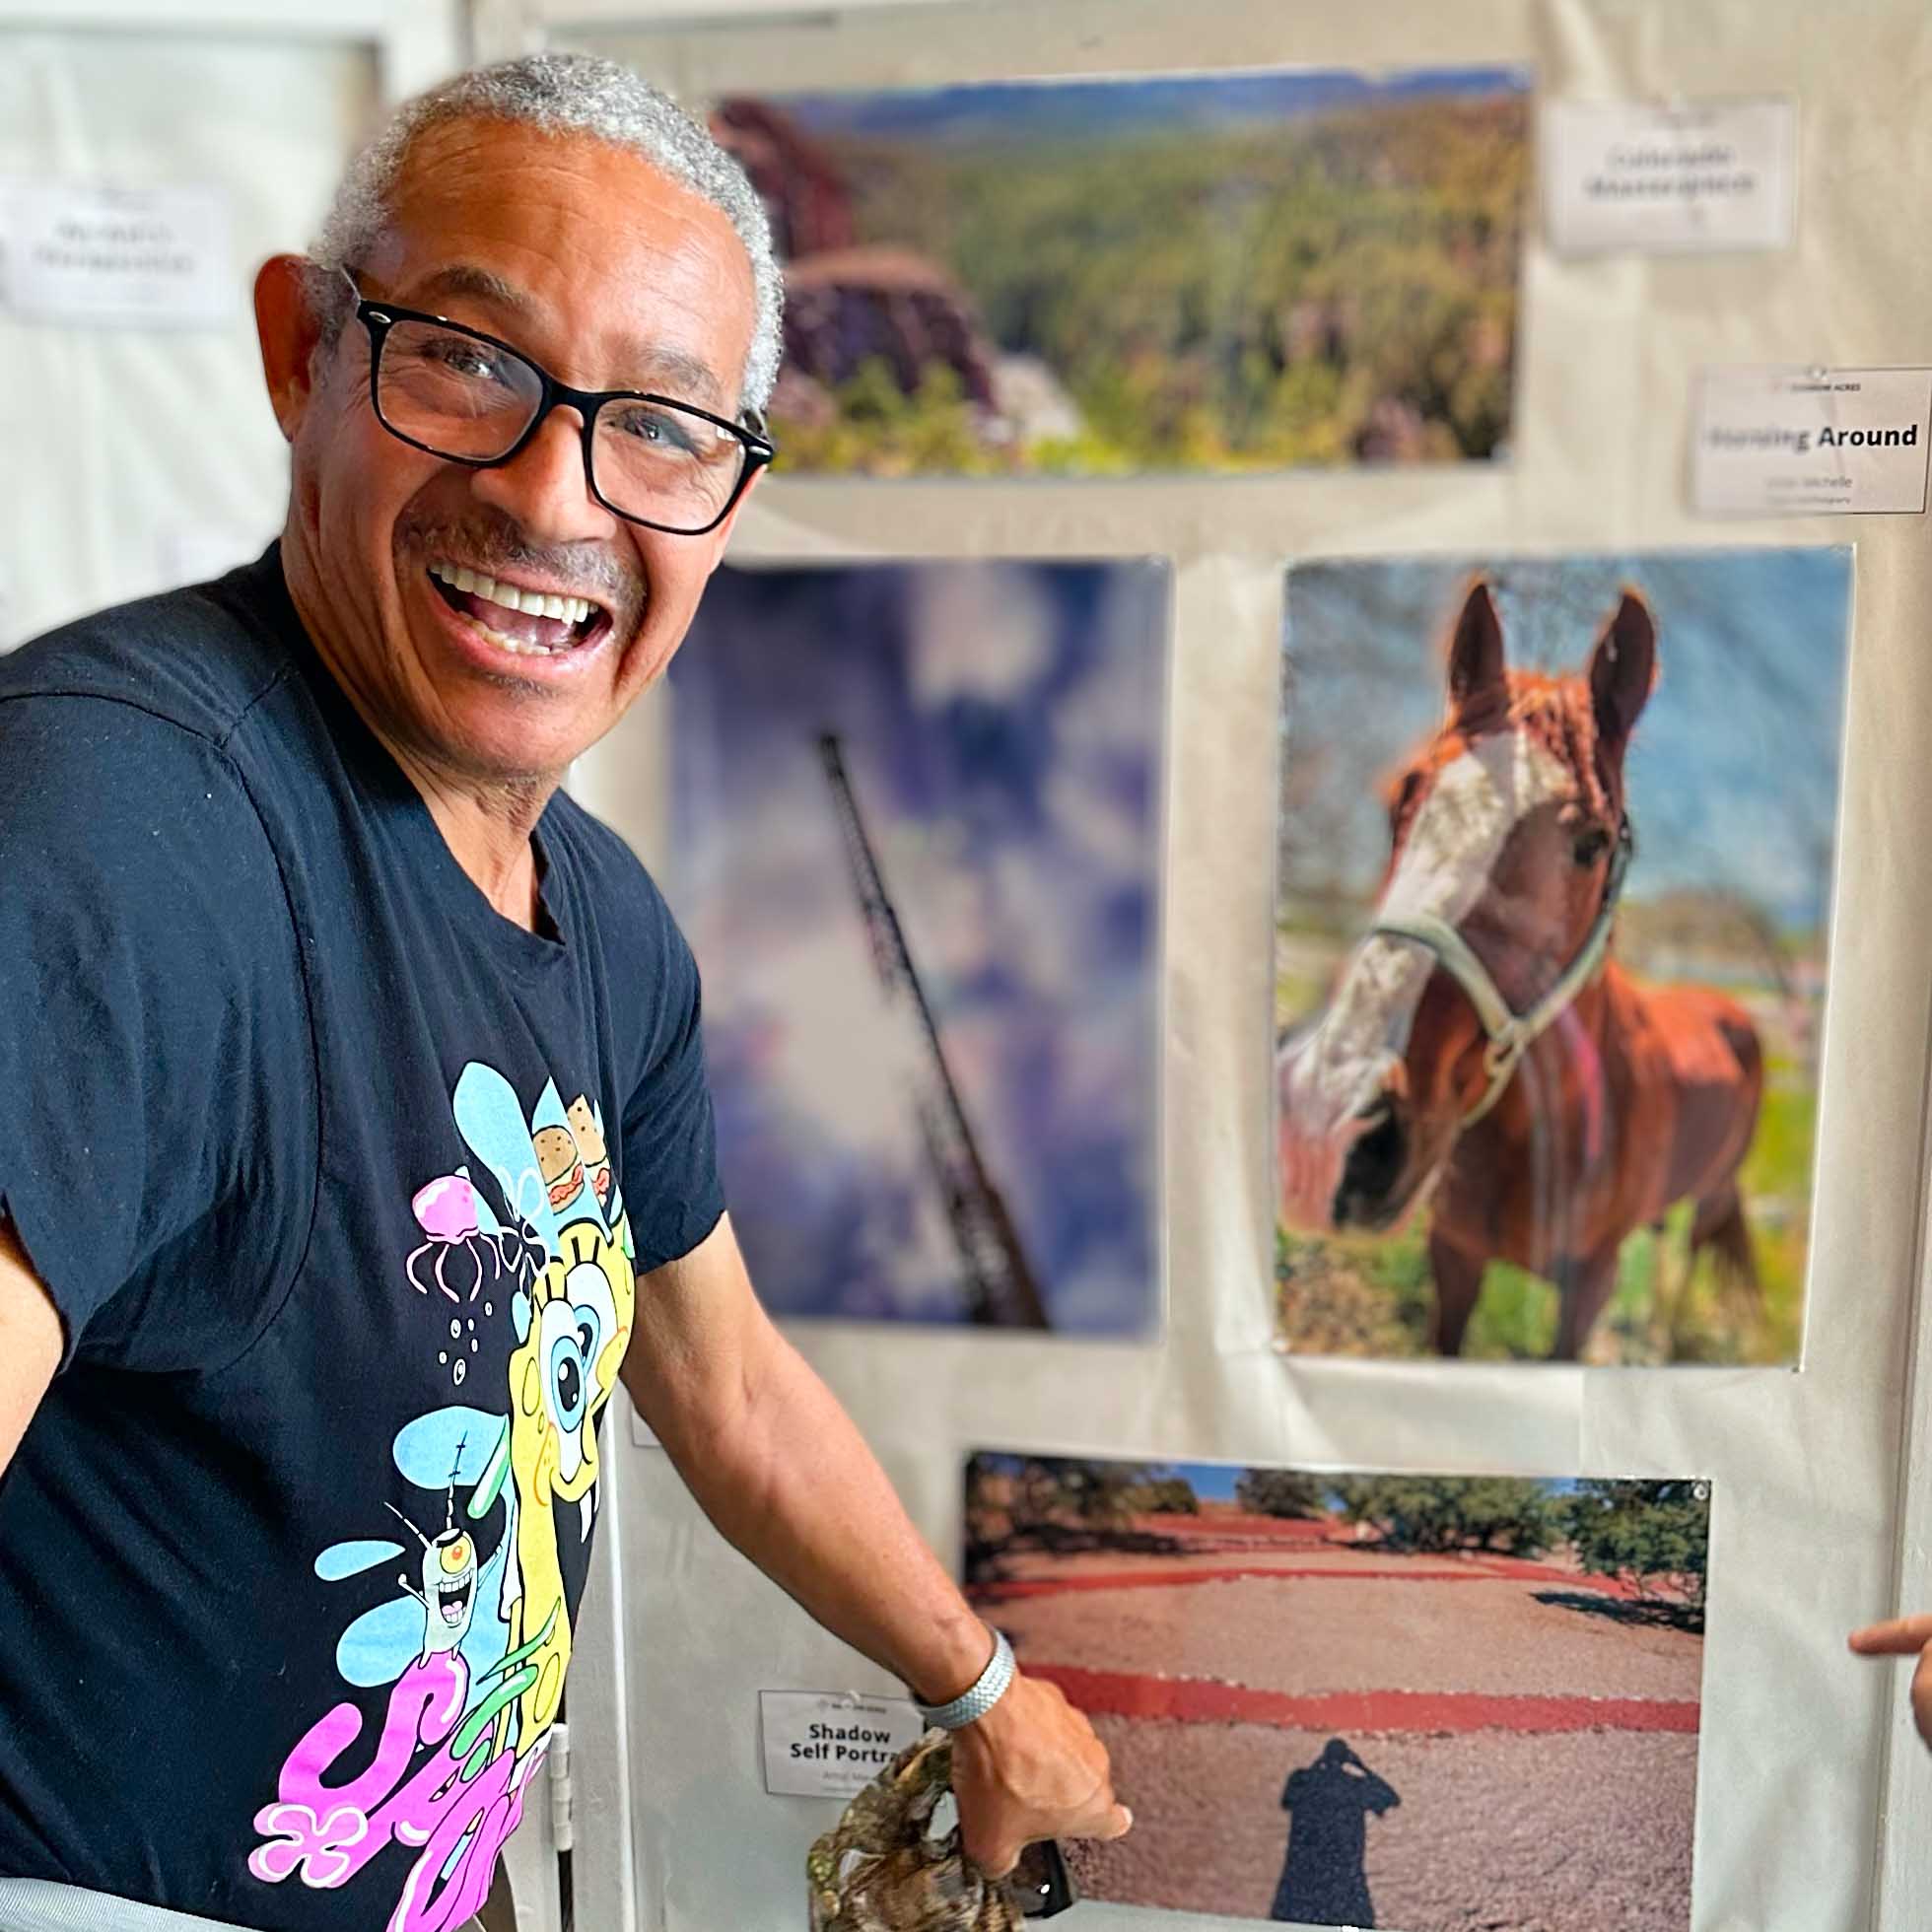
left=806, top=1731, right=1022, bottom=1932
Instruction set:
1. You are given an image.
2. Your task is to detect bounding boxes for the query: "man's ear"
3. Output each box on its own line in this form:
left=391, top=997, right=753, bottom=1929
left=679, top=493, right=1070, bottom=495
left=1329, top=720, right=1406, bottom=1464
left=254, top=254, right=331, bottom=445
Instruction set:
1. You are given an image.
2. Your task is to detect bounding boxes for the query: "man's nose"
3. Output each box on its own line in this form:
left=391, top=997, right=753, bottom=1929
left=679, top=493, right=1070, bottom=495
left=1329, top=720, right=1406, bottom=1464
left=467, top=408, right=618, bottom=546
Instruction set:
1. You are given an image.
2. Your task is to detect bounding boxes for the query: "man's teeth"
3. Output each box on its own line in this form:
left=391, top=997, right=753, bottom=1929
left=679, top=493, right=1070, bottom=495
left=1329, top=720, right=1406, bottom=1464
left=429, top=563, right=594, bottom=627
left=465, top=619, right=565, bottom=658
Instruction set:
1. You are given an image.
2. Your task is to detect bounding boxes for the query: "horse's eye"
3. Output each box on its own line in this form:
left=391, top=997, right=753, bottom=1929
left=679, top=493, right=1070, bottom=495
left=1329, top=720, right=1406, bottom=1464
left=1572, top=828, right=1611, bottom=868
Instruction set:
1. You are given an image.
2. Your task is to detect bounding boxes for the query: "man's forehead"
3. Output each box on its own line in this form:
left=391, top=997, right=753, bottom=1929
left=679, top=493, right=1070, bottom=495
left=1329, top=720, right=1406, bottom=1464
left=389, top=258, right=732, bottom=411
left=380, top=119, right=750, bottom=407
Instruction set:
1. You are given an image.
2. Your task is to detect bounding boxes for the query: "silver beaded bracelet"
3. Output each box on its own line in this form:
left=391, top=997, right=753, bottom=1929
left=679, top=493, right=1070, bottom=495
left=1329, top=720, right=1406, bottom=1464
left=914, top=1629, right=1015, bottom=1730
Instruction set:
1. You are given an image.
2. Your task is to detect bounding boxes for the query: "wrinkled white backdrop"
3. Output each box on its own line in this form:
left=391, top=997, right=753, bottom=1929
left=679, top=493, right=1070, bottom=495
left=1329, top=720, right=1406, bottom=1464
left=554, top=2, right=1932, bottom=1929
left=0, top=19, right=386, bottom=646
left=7, top=3, right=1932, bottom=1930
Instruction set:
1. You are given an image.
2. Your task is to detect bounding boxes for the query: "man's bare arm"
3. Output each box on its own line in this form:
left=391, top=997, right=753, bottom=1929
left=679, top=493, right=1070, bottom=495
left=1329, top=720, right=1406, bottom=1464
left=0, top=1217, right=61, bottom=1481
left=619, top=1213, right=1130, bottom=1873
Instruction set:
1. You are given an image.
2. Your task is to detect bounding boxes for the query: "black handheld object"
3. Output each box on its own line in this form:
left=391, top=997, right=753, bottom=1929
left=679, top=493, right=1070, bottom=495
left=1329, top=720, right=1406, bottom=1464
left=1011, top=1839, right=1078, bottom=1918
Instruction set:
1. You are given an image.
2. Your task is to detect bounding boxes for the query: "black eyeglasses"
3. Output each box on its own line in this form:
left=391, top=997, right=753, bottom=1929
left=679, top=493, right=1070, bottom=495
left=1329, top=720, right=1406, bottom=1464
left=338, top=269, right=775, bottom=536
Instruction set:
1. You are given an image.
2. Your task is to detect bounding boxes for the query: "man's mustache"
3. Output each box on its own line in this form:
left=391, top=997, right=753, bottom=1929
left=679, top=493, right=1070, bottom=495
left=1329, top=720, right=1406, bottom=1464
left=397, top=515, right=641, bottom=613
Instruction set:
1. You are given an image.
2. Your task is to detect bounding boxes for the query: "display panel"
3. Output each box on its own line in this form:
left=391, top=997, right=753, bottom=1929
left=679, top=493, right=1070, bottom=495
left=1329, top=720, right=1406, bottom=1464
left=708, top=65, right=1528, bottom=476
left=1276, top=550, right=1852, bottom=1364
left=668, top=559, right=1166, bottom=1333
left=966, top=1450, right=1710, bottom=1930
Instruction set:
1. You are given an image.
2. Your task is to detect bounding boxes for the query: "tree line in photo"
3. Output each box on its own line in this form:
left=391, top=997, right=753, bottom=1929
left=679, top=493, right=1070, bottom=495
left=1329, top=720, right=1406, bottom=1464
left=966, top=1455, right=1709, bottom=1627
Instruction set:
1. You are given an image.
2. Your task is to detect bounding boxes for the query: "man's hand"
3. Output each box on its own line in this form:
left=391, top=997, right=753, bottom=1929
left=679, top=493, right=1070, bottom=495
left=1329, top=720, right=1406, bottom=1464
left=1850, top=1615, right=1932, bottom=1749
left=949, top=1671, right=1133, bottom=1878
left=624, top=1223, right=1130, bottom=1876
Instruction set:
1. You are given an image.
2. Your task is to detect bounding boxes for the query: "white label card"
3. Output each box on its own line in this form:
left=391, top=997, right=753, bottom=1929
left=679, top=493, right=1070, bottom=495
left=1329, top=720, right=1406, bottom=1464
left=1693, top=367, right=1932, bottom=517
left=0, top=180, right=236, bottom=327
left=759, top=1690, right=924, bottom=1800
left=1545, top=99, right=1795, bottom=254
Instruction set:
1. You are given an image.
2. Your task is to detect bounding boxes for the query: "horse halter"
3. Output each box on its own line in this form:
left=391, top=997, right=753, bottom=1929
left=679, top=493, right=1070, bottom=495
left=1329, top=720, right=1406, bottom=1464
left=1368, top=816, right=1634, bottom=1127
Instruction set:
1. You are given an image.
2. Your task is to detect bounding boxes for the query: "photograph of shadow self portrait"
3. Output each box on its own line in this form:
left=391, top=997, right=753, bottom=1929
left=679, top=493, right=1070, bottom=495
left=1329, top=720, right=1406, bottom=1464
left=667, top=559, right=1167, bottom=1334
left=1275, top=550, right=1852, bottom=1365
left=704, top=65, right=1527, bottom=477
left=965, top=1452, right=1711, bottom=1931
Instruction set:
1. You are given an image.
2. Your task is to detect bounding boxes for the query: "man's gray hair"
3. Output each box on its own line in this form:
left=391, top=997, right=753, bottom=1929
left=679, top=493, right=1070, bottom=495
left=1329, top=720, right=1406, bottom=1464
left=311, top=51, right=783, bottom=413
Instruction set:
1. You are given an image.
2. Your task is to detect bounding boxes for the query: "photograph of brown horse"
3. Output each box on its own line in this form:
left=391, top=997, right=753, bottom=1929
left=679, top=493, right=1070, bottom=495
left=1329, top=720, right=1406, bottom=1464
left=1275, top=553, right=1849, bottom=1363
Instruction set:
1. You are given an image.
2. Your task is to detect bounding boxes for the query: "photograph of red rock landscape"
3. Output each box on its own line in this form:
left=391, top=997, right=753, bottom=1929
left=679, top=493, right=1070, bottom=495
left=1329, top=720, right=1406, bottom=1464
left=964, top=1453, right=1710, bottom=1930
left=707, top=68, right=1526, bottom=477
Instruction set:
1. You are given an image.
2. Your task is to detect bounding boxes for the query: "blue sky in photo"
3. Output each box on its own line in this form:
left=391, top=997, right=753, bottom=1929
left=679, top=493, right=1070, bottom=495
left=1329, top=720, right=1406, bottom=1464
left=970, top=1453, right=1599, bottom=1506
left=772, top=67, right=1529, bottom=148
left=1281, top=549, right=1853, bottom=932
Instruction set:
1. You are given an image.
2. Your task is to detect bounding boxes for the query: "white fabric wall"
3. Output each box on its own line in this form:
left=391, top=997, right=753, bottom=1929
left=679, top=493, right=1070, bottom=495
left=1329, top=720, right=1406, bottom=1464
left=0, top=27, right=380, bottom=650
left=8, top=5, right=1929, bottom=1929
left=551, top=1, right=1932, bottom=1928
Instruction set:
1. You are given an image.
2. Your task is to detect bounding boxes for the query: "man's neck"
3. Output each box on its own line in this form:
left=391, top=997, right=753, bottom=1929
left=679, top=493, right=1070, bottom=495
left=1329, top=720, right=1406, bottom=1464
left=280, top=538, right=557, bottom=933
left=394, top=749, right=552, bottom=933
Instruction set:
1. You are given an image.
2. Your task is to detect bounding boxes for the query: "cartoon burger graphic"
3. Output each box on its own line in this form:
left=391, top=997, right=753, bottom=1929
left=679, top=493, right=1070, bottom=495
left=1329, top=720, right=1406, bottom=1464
left=567, top=1095, right=613, bottom=1208
left=535, top=1124, right=586, bottom=1213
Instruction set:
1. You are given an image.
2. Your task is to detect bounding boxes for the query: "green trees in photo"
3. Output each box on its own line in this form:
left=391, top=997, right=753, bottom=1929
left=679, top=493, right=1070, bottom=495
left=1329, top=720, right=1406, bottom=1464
left=1332, top=1476, right=1566, bottom=1556
left=1563, top=1480, right=1710, bottom=1613
left=964, top=1454, right=1202, bottom=1541
left=1233, top=1467, right=1331, bottom=1520
left=774, top=92, right=1526, bottom=475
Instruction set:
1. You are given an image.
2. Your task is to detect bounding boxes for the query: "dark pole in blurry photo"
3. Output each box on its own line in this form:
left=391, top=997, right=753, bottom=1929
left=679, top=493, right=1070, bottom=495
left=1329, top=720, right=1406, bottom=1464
left=818, top=733, right=1050, bottom=1328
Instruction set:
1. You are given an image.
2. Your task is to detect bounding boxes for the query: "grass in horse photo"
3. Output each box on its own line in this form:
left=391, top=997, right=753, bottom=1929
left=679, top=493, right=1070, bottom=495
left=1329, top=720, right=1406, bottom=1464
left=1275, top=553, right=1850, bottom=1364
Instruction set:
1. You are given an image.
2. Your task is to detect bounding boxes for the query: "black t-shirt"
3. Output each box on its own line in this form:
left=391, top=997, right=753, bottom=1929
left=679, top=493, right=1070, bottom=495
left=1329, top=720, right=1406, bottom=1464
left=0, top=547, right=724, bottom=1927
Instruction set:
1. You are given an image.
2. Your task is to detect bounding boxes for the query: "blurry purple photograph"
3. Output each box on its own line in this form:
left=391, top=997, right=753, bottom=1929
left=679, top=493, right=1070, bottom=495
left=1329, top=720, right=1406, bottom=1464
left=667, top=560, right=1167, bottom=1333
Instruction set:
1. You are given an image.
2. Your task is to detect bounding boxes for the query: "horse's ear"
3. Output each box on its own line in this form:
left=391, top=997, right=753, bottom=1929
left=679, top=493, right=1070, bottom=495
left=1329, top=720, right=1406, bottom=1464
left=1589, top=590, right=1658, bottom=754
left=1446, top=579, right=1506, bottom=721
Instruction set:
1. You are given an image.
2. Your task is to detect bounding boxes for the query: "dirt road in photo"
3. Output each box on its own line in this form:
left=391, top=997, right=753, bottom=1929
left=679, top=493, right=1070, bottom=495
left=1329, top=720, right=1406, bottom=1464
left=966, top=1512, right=1702, bottom=1931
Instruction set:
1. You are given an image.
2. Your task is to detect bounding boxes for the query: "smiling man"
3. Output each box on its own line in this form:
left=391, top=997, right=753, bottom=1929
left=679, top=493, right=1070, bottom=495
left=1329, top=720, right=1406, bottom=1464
left=0, top=54, right=1127, bottom=1932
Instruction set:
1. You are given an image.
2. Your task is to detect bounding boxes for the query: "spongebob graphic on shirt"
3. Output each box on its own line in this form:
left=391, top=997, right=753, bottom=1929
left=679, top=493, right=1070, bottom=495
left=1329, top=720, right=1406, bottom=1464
left=248, top=1060, right=635, bottom=1932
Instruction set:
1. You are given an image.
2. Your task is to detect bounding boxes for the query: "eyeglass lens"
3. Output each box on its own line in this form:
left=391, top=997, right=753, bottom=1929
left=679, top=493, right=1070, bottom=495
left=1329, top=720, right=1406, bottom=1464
left=377, top=317, right=748, bottom=531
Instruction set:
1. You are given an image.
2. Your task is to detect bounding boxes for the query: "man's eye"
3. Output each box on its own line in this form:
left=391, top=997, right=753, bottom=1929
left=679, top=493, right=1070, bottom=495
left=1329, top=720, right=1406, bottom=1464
left=427, top=338, right=507, bottom=381
left=614, top=407, right=696, bottom=454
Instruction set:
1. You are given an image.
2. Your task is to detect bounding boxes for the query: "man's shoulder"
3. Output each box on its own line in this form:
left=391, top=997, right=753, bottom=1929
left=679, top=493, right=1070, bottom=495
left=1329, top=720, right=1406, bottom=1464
left=547, top=790, right=673, bottom=917
left=544, top=792, right=695, bottom=978
left=0, top=564, right=307, bottom=892
left=0, top=556, right=296, bottom=756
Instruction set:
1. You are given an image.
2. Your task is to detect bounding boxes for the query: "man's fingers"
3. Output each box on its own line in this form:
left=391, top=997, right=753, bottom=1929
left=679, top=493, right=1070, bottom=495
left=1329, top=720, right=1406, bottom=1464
left=1850, top=1616, right=1932, bottom=1656
left=965, top=1833, right=1023, bottom=1882
left=968, top=1807, right=1133, bottom=1887
left=1058, top=1780, right=1132, bottom=1842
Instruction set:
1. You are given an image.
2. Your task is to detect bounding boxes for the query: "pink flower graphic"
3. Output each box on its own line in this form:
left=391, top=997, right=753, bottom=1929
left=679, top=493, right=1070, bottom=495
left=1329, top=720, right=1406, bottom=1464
left=248, top=1800, right=370, bottom=1888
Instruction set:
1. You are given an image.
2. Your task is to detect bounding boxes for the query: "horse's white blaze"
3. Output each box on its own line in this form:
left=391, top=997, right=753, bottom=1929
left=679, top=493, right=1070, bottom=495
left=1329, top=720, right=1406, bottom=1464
left=1280, top=732, right=1572, bottom=1161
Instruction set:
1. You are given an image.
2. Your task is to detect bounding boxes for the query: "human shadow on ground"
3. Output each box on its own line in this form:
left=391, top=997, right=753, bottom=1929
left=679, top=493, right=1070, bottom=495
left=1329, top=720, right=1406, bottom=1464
left=1533, top=1588, right=1704, bottom=1634
left=1270, top=1738, right=1400, bottom=1926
